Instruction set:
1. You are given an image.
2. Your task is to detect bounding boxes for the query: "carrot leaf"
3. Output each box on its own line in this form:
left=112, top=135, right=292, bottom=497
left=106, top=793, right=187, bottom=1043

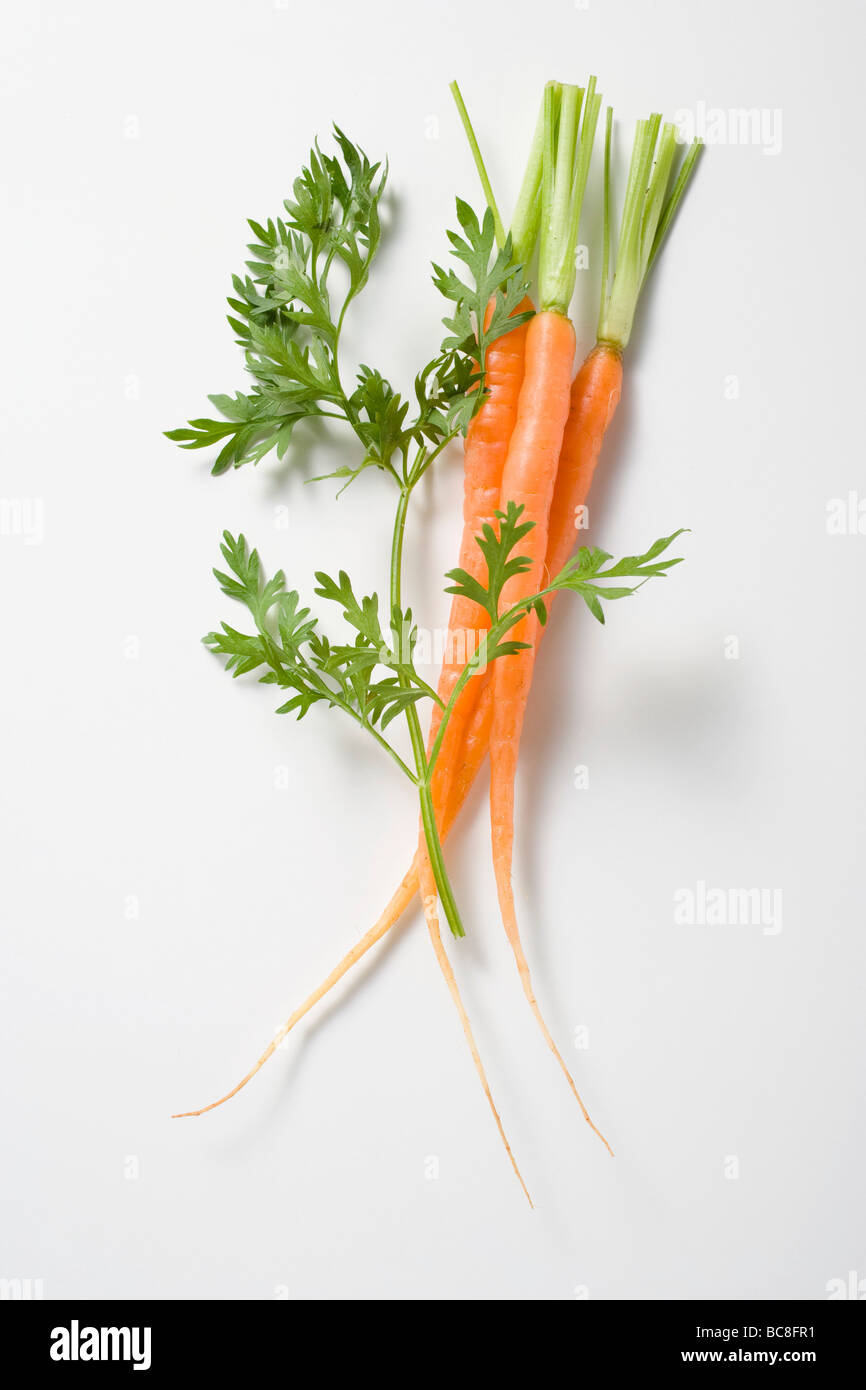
left=167, top=131, right=528, bottom=483
left=166, top=128, right=387, bottom=474
left=444, top=499, right=536, bottom=622
left=203, top=533, right=428, bottom=777
left=432, top=200, right=531, bottom=434
left=546, top=528, right=688, bottom=622
left=444, top=509, right=686, bottom=641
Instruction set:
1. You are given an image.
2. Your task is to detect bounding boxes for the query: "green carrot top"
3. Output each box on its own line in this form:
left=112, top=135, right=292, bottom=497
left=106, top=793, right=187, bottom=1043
left=537, top=77, right=602, bottom=315
left=449, top=79, right=546, bottom=271
left=598, top=108, right=703, bottom=351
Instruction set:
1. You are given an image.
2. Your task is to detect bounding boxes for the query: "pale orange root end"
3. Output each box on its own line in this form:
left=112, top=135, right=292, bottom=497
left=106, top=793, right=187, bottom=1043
left=419, top=861, right=533, bottom=1207
left=171, top=864, right=420, bottom=1119
left=496, top=872, right=613, bottom=1158
left=171, top=690, right=493, bottom=1122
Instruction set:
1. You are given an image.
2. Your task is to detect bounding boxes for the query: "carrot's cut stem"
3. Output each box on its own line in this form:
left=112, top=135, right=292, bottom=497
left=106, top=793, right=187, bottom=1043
left=449, top=80, right=506, bottom=250
left=599, top=106, right=613, bottom=315
left=598, top=114, right=703, bottom=350
left=646, top=135, right=704, bottom=275
left=421, top=84, right=549, bottom=946
left=509, top=87, right=551, bottom=268
left=450, top=78, right=551, bottom=267
left=538, top=77, right=602, bottom=314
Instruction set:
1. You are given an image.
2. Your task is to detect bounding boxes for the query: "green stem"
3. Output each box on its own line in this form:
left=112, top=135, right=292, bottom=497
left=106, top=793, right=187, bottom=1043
left=411, top=429, right=458, bottom=486
left=565, top=75, right=599, bottom=266
left=598, top=114, right=704, bottom=350
left=640, top=122, right=678, bottom=258
left=449, top=79, right=550, bottom=271
left=538, top=82, right=580, bottom=311
left=538, top=78, right=602, bottom=313
left=599, top=106, right=613, bottom=316
left=449, top=80, right=506, bottom=249
left=390, top=483, right=466, bottom=939
left=344, top=703, right=420, bottom=782
left=509, top=88, right=550, bottom=268
left=645, top=136, right=704, bottom=276
left=408, top=673, right=446, bottom=709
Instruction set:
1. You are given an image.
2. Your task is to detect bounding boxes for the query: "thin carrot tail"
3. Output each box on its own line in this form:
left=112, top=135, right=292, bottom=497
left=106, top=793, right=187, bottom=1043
left=171, top=862, right=420, bottom=1119
left=496, top=869, right=613, bottom=1157
left=419, top=857, right=532, bottom=1206
left=491, top=791, right=613, bottom=1157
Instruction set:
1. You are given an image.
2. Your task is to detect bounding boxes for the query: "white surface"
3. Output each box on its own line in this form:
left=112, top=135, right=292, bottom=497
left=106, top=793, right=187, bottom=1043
left=2, top=0, right=864, bottom=1301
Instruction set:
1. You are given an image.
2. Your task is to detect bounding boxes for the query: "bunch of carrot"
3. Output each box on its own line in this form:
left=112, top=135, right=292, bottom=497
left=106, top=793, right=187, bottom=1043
left=172, top=78, right=702, bottom=1202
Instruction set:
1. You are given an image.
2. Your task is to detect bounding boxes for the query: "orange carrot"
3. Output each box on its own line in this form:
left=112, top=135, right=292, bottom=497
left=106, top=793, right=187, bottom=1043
left=446, top=673, right=494, bottom=820
left=490, top=310, right=615, bottom=1143
left=425, top=114, right=702, bottom=850
left=530, top=112, right=704, bottom=694
left=420, top=83, right=544, bottom=849
left=415, top=306, right=531, bottom=1194
left=413, top=85, right=545, bottom=1193
left=423, top=305, right=531, bottom=858
left=548, top=112, right=702, bottom=583
left=544, top=344, right=622, bottom=581
left=486, top=81, right=614, bottom=1148
left=477, top=112, right=701, bottom=1150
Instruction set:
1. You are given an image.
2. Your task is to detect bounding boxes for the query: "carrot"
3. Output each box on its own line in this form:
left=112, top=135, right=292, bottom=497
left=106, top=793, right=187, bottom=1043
left=414, top=87, right=544, bottom=1198
left=414, top=302, right=532, bottom=1193
left=486, top=80, right=614, bottom=1148
left=422, top=306, right=530, bottom=860
left=544, top=344, right=622, bottom=578
left=446, top=671, right=494, bottom=819
left=436, top=114, right=702, bottom=843
left=545, top=111, right=703, bottom=647
left=490, top=310, right=614, bottom=1146
left=480, top=111, right=702, bottom=1148
left=420, top=84, right=544, bottom=851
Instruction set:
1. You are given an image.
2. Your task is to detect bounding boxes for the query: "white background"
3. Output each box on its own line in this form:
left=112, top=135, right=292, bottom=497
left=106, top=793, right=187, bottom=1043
left=2, top=0, right=864, bottom=1300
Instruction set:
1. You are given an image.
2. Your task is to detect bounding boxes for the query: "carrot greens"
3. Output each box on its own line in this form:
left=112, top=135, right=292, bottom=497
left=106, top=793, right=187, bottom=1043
left=203, top=494, right=683, bottom=942
left=598, top=110, right=703, bottom=350
left=538, top=77, right=601, bottom=313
